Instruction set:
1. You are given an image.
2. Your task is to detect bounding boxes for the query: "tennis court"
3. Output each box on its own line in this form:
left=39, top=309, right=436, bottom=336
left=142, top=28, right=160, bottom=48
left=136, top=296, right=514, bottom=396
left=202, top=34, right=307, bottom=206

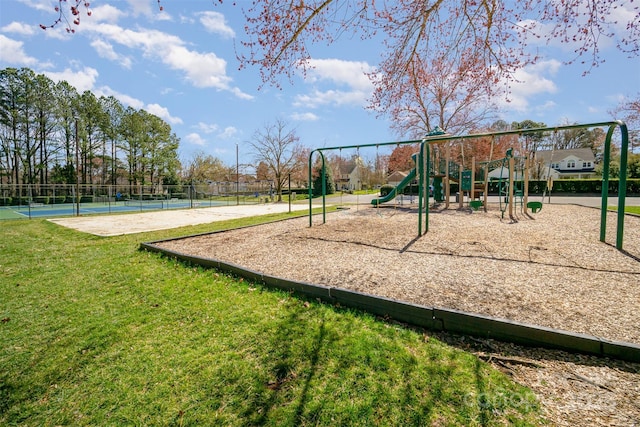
left=0, top=198, right=229, bottom=220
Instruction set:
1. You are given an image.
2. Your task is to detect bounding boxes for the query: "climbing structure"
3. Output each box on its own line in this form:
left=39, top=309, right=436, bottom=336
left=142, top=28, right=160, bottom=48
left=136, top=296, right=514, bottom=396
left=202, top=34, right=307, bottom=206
left=488, top=148, right=529, bottom=218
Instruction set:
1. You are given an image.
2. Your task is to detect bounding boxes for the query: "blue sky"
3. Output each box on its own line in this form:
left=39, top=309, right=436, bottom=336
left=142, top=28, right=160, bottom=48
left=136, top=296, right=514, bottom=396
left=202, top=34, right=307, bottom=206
left=0, top=0, right=638, bottom=167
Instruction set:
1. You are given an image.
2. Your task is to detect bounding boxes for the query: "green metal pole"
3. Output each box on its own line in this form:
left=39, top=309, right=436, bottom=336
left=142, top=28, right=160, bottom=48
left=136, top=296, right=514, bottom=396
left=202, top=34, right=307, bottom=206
left=307, top=150, right=328, bottom=226
left=321, top=151, right=327, bottom=224
left=425, top=143, right=430, bottom=233
left=600, top=126, right=614, bottom=242
left=616, top=121, right=629, bottom=250
left=418, top=144, right=424, bottom=236
left=308, top=150, right=315, bottom=227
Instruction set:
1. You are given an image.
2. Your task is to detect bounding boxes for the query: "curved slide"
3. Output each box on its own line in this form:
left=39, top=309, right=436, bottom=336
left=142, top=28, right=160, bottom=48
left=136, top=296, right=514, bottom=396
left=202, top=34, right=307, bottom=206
left=371, top=168, right=417, bottom=206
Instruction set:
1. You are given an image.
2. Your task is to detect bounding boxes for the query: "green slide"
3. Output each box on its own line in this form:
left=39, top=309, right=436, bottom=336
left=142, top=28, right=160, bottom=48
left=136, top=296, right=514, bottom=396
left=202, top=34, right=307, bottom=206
left=371, top=168, right=417, bottom=206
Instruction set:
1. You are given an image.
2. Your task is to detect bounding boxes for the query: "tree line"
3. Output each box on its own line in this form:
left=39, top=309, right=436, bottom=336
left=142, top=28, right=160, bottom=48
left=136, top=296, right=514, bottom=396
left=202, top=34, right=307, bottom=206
left=0, top=67, right=180, bottom=196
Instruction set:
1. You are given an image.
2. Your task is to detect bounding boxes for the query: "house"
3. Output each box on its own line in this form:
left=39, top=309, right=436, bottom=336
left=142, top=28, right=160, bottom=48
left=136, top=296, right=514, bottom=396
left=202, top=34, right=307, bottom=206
left=487, top=164, right=560, bottom=181
left=487, top=148, right=596, bottom=180
left=335, top=156, right=365, bottom=191
left=533, top=148, right=596, bottom=179
left=387, top=170, right=408, bottom=187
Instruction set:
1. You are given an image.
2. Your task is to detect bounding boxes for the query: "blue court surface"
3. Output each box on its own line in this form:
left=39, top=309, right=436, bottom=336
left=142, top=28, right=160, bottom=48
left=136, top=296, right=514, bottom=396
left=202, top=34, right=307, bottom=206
left=0, top=199, right=230, bottom=220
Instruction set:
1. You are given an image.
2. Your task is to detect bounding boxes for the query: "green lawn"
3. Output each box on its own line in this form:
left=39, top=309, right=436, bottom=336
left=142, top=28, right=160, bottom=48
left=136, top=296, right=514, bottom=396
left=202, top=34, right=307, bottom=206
left=621, top=205, right=640, bottom=215
left=608, top=205, right=640, bottom=215
left=0, top=207, right=24, bottom=220
left=0, top=214, right=543, bottom=426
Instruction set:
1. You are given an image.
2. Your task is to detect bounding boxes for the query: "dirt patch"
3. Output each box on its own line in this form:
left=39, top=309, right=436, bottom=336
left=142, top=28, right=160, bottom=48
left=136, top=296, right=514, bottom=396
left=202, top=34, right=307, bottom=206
left=48, top=203, right=311, bottom=236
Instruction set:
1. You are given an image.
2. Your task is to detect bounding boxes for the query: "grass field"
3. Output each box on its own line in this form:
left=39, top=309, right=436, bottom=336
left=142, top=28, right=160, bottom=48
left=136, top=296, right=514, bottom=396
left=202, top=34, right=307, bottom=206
left=0, top=213, right=543, bottom=426
left=619, top=205, right=640, bottom=215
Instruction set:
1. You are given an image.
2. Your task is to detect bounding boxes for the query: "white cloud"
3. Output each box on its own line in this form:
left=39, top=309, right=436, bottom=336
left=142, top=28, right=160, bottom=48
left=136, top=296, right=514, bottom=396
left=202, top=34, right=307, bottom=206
left=196, top=122, right=219, bottom=134
left=180, top=15, right=195, bottom=25
left=291, top=112, right=320, bottom=122
left=1, top=21, right=36, bottom=35
left=515, top=2, right=638, bottom=53
left=94, top=86, right=144, bottom=109
left=17, top=0, right=51, bottom=13
left=125, top=0, right=154, bottom=17
left=87, top=4, right=125, bottom=24
left=499, top=60, right=561, bottom=112
left=295, top=58, right=374, bottom=108
left=145, top=103, right=183, bottom=125
left=230, top=87, right=254, bottom=100
left=185, top=132, right=207, bottom=146
left=42, top=66, right=99, bottom=92
left=90, top=39, right=132, bottom=68
left=218, top=126, right=237, bottom=139
left=198, top=11, right=235, bottom=38
left=0, top=35, right=38, bottom=65
left=87, top=23, right=252, bottom=98
left=295, top=89, right=370, bottom=108
left=306, top=58, right=374, bottom=90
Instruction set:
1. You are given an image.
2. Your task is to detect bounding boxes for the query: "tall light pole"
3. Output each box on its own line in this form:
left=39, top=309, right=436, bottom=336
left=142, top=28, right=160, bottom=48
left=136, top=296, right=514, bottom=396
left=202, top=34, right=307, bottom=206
left=236, top=143, right=239, bottom=206
left=75, top=118, right=80, bottom=216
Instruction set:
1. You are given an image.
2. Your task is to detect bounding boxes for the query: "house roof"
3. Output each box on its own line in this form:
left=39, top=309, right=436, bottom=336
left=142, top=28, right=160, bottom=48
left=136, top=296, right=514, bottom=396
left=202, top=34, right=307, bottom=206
left=534, top=148, right=595, bottom=163
left=387, top=171, right=408, bottom=181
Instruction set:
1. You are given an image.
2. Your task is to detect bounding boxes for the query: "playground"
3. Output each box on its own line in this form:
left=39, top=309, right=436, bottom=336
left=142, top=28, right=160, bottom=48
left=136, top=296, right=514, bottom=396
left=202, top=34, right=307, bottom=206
left=154, top=202, right=640, bottom=346
left=47, top=121, right=639, bottom=423
left=150, top=121, right=636, bottom=347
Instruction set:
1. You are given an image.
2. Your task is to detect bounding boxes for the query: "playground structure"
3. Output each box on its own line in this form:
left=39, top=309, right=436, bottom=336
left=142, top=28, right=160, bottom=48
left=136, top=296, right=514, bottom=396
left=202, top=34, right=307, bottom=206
left=370, top=153, right=419, bottom=207
left=474, top=148, right=542, bottom=218
left=308, top=120, right=632, bottom=250
left=374, top=144, right=538, bottom=218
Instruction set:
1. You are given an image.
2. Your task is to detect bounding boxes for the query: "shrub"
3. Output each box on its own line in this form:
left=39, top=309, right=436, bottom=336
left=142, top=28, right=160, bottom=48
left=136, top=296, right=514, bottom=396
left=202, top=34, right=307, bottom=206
left=628, top=179, right=640, bottom=194
left=380, top=185, right=395, bottom=197
left=34, top=196, right=50, bottom=205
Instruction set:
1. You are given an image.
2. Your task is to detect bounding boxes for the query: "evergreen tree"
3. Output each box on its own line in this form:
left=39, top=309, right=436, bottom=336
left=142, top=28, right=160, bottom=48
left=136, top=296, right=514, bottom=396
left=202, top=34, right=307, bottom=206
left=312, top=161, right=335, bottom=197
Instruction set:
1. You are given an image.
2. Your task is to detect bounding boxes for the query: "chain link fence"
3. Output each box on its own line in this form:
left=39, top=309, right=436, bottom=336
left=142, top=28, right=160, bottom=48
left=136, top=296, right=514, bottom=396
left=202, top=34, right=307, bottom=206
left=0, top=181, right=278, bottom=220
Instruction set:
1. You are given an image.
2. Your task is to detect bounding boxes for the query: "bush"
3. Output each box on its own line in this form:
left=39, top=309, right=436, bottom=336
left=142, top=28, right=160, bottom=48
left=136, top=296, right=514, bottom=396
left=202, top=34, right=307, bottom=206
left=628, top=179, right=640, bottom=194
left=402, top=183, right=420, bottom=196
left=483, top=178, right=640, bottom=195
left=0, top=196, right=12, bottom=206
left=33, top=196, right=50, bottom=205
left=380, top=185, right=395, bottom=197
left=140, top=193, right=160, bottom=201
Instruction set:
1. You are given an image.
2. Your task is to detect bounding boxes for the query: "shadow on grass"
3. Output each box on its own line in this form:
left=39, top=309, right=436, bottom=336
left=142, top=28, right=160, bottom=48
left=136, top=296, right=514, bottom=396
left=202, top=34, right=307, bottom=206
left=235, top=297, right=528, bottom=425
left=241, top=306, right=331, bottom=425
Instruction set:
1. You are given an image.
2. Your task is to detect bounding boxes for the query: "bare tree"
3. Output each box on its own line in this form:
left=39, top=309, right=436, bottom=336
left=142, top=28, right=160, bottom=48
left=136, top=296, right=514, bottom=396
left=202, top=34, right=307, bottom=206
left=236, top=1, right=639, bottom=90
left=610, top=94, right=640, bottom=152
left=247, top=119, right=302, bottom=202
left=182, top=151, right=227, bottom=183
left=43, top=2, right=638, bottom=90
left=370, top=53, right=498, bottom=138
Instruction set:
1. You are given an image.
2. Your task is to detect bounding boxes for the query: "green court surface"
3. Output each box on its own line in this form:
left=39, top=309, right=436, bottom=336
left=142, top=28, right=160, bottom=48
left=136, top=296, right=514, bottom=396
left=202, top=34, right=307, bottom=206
left=0, top=199, right=221, bottom=220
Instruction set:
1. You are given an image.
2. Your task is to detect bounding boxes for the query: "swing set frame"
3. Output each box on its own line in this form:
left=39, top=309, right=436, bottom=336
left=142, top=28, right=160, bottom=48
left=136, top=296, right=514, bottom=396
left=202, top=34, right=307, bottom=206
left=308, top=120, right=631, bottom=250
